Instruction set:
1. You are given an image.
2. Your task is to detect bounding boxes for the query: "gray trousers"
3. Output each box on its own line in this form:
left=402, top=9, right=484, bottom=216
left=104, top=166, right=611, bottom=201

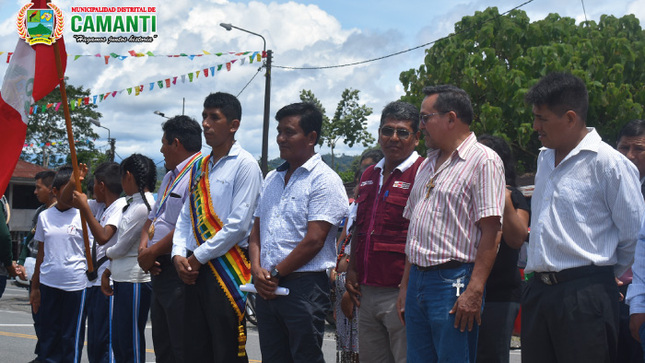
left=358, top=285, right=407, bottom=363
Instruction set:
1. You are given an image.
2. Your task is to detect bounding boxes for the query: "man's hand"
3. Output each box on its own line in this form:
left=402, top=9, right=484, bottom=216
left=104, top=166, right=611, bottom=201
left=630, top=313, right=645, bottom=342
left=101, top=269, right=113, bottom=296
left=15, top=264, right=27, bottom=280
left=29, top=287, right=40, bottom=314
left=396, top=285, right=407, bottom=325
left=340, top=291, right=355, bottom=319
left=138, top=246, right=158, bottom=274
left=71, top=191, right=88, bottom=210
left=344, top=268, right=361, bottom=307
left=173, top=255, right=199, bottom=285
left=251, top=265, right=278, bottom=300
left=449, top=285, right=483, bottom=332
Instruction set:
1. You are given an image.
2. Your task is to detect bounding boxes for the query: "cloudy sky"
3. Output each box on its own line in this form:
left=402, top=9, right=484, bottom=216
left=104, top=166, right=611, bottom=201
left=1, top=0, right=644, bottom=166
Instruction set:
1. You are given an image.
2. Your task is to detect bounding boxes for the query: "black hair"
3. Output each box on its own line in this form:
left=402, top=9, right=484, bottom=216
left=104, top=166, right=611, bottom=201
left=34, top=170, right=55, bottom=187
left=525, top=72, right=589, bottom=122
left=120, top=154, right=156, bottom=212
left=360, top=149, right=384, bottom=165
left=275, top=102, right=323, bottom=144
left=203, top=92, right=242, bottom=123
left=52, top=165, right=73, bottom=190
left=617, top=119, right=645, bottom=142
left=93, top=162, right=123, bottom=195
left=162, top=115, right=203, bottom=152
left=422, top=85, right=474, bottom=125
left=478, top=134, right=517, bottom=187
left=380, top=101, right=420, bottom=132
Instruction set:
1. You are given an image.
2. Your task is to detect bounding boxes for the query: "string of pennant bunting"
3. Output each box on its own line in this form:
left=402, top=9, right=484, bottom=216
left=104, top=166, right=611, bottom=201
left=27, top=51, right=264, bottom=116
left=23, top=139, right=94, bottom=149
left=1, top=50, right=265, bottom=65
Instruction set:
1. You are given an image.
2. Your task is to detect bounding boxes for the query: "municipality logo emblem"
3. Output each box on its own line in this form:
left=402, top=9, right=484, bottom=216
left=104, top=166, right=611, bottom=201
left=17, top=2, right=64, bottom=45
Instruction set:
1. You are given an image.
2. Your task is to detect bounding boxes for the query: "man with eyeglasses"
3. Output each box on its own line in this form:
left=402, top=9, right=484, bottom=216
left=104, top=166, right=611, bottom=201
left=398, top=85, right=505, bottom=363
left=344, top=101, right=423, bottom=363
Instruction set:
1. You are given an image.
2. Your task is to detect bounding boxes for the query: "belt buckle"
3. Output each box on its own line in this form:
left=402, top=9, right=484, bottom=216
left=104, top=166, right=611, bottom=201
left=540, top=272, right=558, bottom=285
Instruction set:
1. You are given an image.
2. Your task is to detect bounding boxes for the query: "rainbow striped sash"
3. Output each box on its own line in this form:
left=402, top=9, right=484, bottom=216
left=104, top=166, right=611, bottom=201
left=188, top=155, right=252, bottom=321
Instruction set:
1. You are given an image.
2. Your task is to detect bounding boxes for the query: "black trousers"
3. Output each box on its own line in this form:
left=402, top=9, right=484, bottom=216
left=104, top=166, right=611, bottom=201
left=150, top=255, right=186, bottom=363
left=521, top=267, right=619, bottom=363
left=255, top=271, right=330, bottom=363
left=183, top=262, right=248, bottom=363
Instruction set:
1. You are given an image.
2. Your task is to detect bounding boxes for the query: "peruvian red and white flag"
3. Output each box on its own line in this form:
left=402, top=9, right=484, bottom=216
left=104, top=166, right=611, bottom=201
left=0, top=1, right=66, bottom=196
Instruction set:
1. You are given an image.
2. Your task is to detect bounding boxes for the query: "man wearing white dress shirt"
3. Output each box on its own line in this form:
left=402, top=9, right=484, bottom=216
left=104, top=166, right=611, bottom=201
left=249, top=102, right=348, bottom=362
left=522, top=72, right=645, bottom=363
left=137, top=115, right=202, bottom=363
left=172, top=92, right=263, bottom=362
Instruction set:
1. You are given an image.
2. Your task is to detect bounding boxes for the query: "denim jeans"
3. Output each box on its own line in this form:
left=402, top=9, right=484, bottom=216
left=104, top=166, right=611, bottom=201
left=405, top=263, right=479, bottom=363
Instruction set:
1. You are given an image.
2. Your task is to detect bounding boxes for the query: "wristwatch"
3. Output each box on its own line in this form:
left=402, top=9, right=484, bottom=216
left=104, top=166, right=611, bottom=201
left=270, top=267, right=281, bottom=280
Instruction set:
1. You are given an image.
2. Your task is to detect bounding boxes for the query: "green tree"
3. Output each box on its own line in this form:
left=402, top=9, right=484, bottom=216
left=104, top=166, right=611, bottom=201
left=400, top=8, right=645, bottom=173
left=21, top=81, right=103, bottom=168
left=300, top=88, right=375, bottom=169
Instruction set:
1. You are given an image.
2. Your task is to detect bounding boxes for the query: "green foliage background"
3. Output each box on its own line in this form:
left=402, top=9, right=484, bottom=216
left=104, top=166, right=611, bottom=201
left=400, top=8, right=645, bottom=173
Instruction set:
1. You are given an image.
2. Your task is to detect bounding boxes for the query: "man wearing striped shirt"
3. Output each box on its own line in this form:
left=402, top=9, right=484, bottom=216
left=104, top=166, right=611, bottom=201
left=398, top=85, right=505, bottom=363
left=523, top=72, right=644, bottom=363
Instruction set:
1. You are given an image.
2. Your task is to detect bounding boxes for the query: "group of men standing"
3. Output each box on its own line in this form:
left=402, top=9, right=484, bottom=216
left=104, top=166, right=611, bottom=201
left=23, top=70, right=645, bottom=363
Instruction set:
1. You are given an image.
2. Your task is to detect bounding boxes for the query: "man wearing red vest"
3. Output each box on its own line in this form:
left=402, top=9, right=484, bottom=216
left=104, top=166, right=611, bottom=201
left=345, top=101, right=424, bottom=363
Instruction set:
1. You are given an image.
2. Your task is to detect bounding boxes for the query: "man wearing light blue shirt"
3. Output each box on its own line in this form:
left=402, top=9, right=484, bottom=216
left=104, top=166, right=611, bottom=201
left=523, top=72, right=645, bottom=363
left=249, top=102, right=348, bottom=363
left=172, top=92, right=262, bottom=363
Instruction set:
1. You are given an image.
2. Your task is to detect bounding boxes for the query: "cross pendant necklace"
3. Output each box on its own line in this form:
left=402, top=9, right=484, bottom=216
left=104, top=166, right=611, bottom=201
left=425, top=175, right=437, bottom=199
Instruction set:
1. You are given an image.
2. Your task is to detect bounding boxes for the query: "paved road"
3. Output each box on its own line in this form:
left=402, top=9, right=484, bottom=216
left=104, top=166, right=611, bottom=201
left=0, top=281, right=521, bottom=362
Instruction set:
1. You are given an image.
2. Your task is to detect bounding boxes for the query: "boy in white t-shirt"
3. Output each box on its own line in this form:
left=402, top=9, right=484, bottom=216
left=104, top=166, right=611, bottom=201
left=63, top=162, right=127, bottom=363
left=30, top=166, right=91, bottom=363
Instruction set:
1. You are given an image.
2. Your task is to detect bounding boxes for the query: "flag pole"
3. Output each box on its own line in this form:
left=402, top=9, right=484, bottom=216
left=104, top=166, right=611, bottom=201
left=52, top=41, right=94, bottom=273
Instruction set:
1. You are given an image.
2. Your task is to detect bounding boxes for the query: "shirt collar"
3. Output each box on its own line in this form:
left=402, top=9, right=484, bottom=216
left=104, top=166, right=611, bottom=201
left=209, top=141, right=241, bottom=167
left=427, top=132, right=477, bottom=161
left=173, top=152, right=202, bottom=176
left=374, top=151, right=420, bottom=173
left=277, top=153, right=322, bottom=173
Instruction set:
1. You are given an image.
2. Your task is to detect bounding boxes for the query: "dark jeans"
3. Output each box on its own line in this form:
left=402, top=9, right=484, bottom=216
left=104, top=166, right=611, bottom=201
left=521, top=267, right=619, bottom=363
left=405, top=263, right=479, bottom=363
left=618, top=284, right=644, bottom=363
left=476, top=301, right=520, bottom=363
left=151, top=255, right=185, bottom=363
left=255, top=271, right=330, bottom=363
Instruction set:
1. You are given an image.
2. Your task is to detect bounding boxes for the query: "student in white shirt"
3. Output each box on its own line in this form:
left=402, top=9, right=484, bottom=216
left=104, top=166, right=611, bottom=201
left=30, top=165, right=90, bottom=363
left=101, top=154, right=156, bottom=363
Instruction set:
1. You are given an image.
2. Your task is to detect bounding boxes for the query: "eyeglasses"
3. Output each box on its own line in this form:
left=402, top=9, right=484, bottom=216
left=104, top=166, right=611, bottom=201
left=380, top=126, right=412, bottom=140
left=419, top=112, right=446, bottom=126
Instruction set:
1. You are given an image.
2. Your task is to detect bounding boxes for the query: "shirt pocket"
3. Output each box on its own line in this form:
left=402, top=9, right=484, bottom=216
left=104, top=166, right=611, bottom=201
left=162, top=193, right=185, bottom=224
left=556, top=177, right=592, bottom=222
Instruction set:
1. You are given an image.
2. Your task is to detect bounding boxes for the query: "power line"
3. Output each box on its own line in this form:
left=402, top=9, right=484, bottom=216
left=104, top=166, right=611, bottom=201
left=273, top=0, right=535, bottom=71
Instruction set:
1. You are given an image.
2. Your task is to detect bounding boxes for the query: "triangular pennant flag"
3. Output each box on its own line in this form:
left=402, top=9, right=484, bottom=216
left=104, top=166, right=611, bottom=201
left=55, top=102, right=61, bottom=111
left=257, top=53, right=261, bottom=62
left=216, top=52, right=223, bottom=56
left=157, top=80, right=163, bottom=89
left=135, top=87, right=141, bottom=96
left=188, top=73, right=193, bottom=82
left=180, top=53, right=187, bottom=57
left=84, top=97, right=90, bottom=105
left=188, top=55, right=195, bottom=60
left=172, top=76, right=177, bottom=85
left=112, top=91, right=117, bottom=98
left=119, top=56, right=127, bottom=60
left=147, top=51, right=154, bottom=56
left=46, top=103, right=53, bottom=109
left=41, top=105, right=46, bottom=112
left=74, top=55, right=82, bottom=61
left=127, top=88, right=132, bottom=95
left=226, top=62, right=231, bottom=71
left=94, top=53, right=101, bottom=58
left=6, top=52, right=12, bottom=63
left=202, top=50, right=211, bottom=55
left=29, top=106, right=33, bottom=115
left=110, top=52, right=118, bottom=58
left=181, top=75, right=186, bottom=83
left=240, top=58, right=245, bottom=65
left=217, top=64, right=223, bottom=71
left=149, top=82, right=155, bottom=90
left=195, top=70, right=200, bottom=78
left=128, top=50, right=137, bottom=56
left=33, top=105, right=37, bottom=114
left=210, top=67, right=215, bottom=76
left=92, top=95, right=97, bottom=104
left=165, top=79, right=171, bottom=88
left=204, top=68, right=208, bottom=77
left=104, top=55, right=110, bottom=64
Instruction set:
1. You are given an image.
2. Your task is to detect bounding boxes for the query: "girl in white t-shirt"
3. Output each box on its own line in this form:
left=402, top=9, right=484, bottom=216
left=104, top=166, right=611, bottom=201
left=30, top=165, right=90, bottom=363
left=101, top=153, right=156, bottom=363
